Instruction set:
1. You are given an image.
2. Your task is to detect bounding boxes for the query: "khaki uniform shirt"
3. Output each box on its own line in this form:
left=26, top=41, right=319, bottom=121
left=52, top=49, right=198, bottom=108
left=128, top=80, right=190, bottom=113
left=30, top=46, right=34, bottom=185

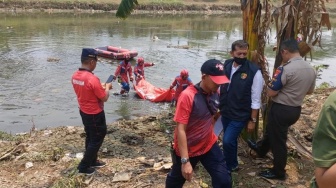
left=268, top=57, right=316, bottom=107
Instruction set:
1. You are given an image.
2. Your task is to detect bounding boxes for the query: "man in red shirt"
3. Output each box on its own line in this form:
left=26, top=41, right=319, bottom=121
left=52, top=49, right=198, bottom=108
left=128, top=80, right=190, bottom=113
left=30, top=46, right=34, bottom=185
left=170, top=69, right=193, bottom=106
left=165, top=59, right=232, bottom=188
left=72, top=48, right=112, bottom=175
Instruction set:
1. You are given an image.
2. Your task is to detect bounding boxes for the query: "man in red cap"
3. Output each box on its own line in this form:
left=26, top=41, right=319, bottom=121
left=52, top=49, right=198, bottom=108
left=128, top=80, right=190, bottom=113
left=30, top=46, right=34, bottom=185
left=166, top=59, right=232, bottom=188
left=134, top=57, right=155, bottom=85
left=170, top=69, right=193, bottom=106
left=72, top=48, right=112, bottom=175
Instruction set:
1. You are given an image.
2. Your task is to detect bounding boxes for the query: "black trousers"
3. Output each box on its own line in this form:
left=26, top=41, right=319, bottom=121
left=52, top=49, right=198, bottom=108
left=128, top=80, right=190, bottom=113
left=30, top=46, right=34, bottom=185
left=78, top=110, right=107, bottom=170
left=258, top=102, right=301, bottom=176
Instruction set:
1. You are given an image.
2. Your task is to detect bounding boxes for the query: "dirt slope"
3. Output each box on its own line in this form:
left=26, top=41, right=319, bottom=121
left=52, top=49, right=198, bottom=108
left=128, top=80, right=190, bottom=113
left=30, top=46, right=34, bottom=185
left=0, top=88, right=335, bottom=187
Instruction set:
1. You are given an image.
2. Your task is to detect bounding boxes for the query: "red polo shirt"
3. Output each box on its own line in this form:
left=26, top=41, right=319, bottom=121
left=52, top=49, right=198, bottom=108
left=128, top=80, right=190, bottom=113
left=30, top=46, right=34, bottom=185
left=72, top=69, right=106, bottom=114
left=173, top=85, right=218, bottom=157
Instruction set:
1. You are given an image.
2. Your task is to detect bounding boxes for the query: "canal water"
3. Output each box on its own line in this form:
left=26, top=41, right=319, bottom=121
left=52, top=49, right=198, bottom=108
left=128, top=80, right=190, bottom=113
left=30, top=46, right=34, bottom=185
left=0, top=12, right=335, bottom=133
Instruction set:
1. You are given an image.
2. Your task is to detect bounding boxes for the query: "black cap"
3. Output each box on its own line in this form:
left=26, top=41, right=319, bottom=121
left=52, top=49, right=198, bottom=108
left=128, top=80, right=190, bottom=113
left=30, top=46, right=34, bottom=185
left=201, top=59, right=229, bottom=84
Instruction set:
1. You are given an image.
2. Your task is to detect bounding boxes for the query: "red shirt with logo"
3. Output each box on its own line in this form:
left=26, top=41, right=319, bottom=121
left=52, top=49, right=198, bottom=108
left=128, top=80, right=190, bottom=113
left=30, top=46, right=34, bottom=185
left=173, top=84, right=218, bottom=157
left=72, top=69, right=106, bottom=114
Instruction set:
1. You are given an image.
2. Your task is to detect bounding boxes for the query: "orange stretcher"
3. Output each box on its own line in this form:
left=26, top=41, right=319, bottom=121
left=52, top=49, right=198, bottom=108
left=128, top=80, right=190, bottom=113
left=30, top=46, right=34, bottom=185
left=133, top=79, right=175, bottom=102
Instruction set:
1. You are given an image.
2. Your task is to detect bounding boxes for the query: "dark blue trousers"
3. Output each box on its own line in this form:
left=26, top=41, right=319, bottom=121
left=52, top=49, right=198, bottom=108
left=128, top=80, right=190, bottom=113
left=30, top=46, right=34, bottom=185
left=165, top=143, right=232, bottom=188
left=78, top=110, right=107, bottom=171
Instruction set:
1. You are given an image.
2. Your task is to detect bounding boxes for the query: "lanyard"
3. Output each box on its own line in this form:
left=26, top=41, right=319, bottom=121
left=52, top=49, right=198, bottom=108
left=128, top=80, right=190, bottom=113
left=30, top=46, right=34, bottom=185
left=194, top=83, right=215, bottom=116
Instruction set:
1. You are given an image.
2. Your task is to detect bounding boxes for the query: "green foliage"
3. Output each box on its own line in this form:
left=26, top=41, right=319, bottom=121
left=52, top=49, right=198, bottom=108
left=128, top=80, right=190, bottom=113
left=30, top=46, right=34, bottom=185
left=0, top=131, right=15, bottom=140
left=116, top=0, right=139, bottom=19
left=317, top=82, right=332, bottom=89
left=313, top=64, right=329, bottom=80
left=0, top=131, right=25, bottom=142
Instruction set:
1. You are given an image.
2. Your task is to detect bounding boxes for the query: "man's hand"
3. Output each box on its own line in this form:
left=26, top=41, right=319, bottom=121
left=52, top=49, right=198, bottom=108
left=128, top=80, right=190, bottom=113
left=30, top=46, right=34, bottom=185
left=101, top=83, right=106, bottom=89
left=212, top=111, right=221, bottom=125
left=152, top=63, right=155, bottom=66
left=105, top=83, right=113, bottom=90
left=181, top=162, right=193, bottom=182
left=247, top=121, right=256, bottom=133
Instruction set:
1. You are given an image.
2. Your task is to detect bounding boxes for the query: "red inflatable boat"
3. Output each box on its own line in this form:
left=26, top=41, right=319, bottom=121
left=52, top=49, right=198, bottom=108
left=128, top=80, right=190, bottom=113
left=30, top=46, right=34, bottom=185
left=95, top=46, right=138, bottom=60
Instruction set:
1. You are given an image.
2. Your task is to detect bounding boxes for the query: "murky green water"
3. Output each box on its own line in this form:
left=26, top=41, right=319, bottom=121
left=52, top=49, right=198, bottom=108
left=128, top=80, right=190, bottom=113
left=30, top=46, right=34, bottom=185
left=0, top=12, right=335, bottom=133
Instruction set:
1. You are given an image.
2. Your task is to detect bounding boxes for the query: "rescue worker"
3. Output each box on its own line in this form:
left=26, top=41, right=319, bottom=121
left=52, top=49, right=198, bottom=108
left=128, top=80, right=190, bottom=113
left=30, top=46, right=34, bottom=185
left=134, top=57, right=155, bottom=85
left=113, top=54, right=133, bottom=95
left=170, top=69, right=193, bottom=106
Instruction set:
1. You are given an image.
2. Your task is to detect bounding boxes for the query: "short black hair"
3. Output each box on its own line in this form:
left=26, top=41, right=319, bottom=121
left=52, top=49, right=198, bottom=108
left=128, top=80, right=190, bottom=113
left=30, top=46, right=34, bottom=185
left=81, top=57, right=97, bottom=64
left=231, top=40, right=249, bottom=51
left=280, top=38, right=299, bottom=53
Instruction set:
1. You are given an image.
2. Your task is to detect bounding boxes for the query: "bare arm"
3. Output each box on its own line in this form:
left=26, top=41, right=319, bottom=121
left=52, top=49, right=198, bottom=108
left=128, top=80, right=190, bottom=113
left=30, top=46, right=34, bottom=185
left=177, top=122, right=188, bottom=161
left=100, top=83, right=112, bottom=102
left=267, top=87, right=279, bottom=97
left=176, top=122, right=193, bottom=181
left=315, top=165, right=336, bottom=188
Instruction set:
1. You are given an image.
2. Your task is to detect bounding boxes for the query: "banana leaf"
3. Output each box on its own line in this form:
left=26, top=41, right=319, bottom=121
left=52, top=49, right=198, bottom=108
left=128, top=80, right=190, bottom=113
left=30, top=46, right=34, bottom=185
left=116, top=0, right=139, bottom=19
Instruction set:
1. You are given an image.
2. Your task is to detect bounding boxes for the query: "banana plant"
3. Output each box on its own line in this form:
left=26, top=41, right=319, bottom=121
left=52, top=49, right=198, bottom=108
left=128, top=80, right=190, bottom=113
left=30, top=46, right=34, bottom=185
left=240, top=0, right=330, bottom=142
left=240, top=0, right=272, bottom=141
left=116, top=0, right=139, bottom=19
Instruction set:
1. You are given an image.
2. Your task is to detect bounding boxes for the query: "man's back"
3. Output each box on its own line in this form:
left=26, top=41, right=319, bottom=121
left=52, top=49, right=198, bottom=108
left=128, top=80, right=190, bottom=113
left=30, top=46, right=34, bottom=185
left=272, top=57, right=316, bottom=106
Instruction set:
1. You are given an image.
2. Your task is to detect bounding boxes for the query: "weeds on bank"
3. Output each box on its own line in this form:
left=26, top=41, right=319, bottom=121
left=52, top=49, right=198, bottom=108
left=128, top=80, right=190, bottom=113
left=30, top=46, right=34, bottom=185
left=313, top=64, right=334, bottom=89
left=0, top=131, right=26, bottom=142
left=51, top=161, right=85, bottom=188
left=317, top=82, right=332, bottom=89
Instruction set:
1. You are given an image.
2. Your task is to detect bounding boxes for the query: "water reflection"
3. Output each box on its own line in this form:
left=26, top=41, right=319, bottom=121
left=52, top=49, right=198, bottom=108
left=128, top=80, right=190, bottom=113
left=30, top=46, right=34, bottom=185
left=0, top=12, right=335, bottom=133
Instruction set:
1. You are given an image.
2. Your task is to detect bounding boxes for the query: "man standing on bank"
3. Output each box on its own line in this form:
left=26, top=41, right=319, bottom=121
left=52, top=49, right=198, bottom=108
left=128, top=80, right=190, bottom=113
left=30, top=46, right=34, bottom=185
left=248, top=38, right=316, bottom=180
left=72, top=48, right=112, bottom=175
left=219, top=40, right=263, bottom=172
left=165, top=59, right=232, bottom=188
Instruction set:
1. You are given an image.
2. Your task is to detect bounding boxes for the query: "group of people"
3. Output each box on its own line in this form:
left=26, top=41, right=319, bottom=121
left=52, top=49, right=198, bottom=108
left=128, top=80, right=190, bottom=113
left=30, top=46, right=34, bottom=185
left=111, top=55, right=155, bottom=95
left=71, top=38, right=327, bottom=187
left=165, top=38, right=316, bottom=187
